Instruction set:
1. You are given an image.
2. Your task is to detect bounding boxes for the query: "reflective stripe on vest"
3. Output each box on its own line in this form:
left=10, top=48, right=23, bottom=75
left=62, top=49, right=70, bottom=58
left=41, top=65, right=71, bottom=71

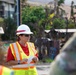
left=10, top=42, right=37, bottom=69
left=13, top=43, right=21, bottom=60
left=10, top=63, right=35, bottom=69
left=10, top=43, right=21, bottom=60
left=28, top=43, right=37, bottom=55
left=0, top=66, right=3, bottom=75
left=0, top=66, right=14, bottom=75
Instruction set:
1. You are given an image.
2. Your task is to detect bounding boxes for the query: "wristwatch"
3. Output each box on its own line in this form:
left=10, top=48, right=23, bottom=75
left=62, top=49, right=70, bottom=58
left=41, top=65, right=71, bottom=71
left=18, top=60, right=20, bottom=64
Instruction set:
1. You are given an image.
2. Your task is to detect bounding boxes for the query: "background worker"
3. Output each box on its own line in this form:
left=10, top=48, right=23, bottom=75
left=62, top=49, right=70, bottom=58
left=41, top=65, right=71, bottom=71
left=49, top=32, right=76, bottom=75
left=0, top=41, right=14, bottom=75
left=0, top=27, right=14, bottom=75
left=6, top=24, right=38, bottom=75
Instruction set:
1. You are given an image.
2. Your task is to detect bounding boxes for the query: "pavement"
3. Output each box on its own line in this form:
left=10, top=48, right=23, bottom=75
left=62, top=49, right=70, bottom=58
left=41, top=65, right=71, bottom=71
left=36, top=63, right=50, bottom=75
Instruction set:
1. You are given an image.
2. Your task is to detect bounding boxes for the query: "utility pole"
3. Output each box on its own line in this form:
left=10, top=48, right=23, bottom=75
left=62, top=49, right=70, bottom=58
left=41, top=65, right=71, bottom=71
left=65, top=17, right=68, bottom=41
left=16, top=0, right=21, bottom=26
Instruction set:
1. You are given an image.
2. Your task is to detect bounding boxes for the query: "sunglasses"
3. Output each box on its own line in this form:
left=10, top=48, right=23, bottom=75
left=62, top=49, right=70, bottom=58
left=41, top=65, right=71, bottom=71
left=24, top=34, right=30, bottom=37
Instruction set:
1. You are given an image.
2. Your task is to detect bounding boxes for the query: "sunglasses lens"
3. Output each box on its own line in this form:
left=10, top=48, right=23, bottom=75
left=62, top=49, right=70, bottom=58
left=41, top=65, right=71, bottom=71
left=24, top=34, right=30, bottom=37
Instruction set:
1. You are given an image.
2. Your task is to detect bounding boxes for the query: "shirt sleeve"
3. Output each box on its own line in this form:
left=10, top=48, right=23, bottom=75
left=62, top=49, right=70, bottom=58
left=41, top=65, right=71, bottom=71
left=6, top=47, right=15, bottom=62
left=35, top=53, right=38, bottom=57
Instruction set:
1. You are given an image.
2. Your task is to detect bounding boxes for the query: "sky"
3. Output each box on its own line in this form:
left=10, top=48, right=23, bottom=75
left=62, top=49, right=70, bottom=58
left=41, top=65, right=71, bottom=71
left=29, top=0, right=76, bottom=5
left=65, top=0, right=76, bottom=5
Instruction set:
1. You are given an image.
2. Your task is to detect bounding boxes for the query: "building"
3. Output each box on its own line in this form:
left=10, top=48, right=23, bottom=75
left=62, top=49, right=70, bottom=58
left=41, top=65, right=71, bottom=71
left=45, top=29, right=76, bottom=33
left=0, top=0, right=15, bottom=18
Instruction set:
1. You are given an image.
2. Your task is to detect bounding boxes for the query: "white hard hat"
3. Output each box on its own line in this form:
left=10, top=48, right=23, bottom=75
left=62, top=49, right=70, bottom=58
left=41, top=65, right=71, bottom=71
left=16, top=24, right=33, bottom=35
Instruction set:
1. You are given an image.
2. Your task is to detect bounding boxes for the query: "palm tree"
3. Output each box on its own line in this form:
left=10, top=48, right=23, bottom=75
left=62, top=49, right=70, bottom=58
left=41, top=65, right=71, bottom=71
left=54, top=0, right=65, bottom=17
left=70, top=1, right=76, bottom=27
left=54, top=0, right=58, bottom=14
left=70, top=1, right=74, bottom=18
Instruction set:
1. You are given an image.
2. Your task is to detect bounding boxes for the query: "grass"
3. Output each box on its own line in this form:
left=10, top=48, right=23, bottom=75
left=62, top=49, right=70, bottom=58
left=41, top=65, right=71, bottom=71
left=38, top=57, right=54, bottom=63
left=43, top=57, right=53, bottom=63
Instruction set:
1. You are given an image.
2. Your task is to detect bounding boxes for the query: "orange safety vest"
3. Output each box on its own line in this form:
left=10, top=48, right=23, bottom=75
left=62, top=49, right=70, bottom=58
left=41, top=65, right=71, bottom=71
left=0, top=66, right=14, bottom=75
left=9, top=42, right=37, bottom=70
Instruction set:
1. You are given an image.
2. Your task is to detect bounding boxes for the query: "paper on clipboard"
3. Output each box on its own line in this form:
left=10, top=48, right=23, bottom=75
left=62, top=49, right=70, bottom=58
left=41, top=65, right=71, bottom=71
left=27, top=56, right=34, bottom=64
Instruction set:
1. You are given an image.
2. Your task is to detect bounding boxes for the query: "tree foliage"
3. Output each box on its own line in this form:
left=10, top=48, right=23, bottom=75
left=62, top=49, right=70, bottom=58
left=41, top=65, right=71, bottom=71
left=22, top=6, right=46, bottom=23
left=1, top=18, right=17, bottom=40
left=53, top=18, right=66, bottom=29
left=58, top=0, right=65, bottom=6
left=22, top=6, right=47, bottom=38
left=54, top=0, right=65, bottom=18
left=0, top=17, right=4, bottom=27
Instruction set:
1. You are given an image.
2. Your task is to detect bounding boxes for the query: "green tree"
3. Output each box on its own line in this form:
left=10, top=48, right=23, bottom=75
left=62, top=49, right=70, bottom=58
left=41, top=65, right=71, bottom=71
left=71, top=1, right=74, bottom=17
left=54, top=0, right=65, bottom=17
left=70, top=1, right=76, bottom=27
left=53, top=18, right=66, bottom=29
left=1, top=18, right=17, bottom=40
left=22, top=6, right=46, bottom=38
left=58, top=0, right=64, bottom=6
left=0, top=17, right=4, bottom=27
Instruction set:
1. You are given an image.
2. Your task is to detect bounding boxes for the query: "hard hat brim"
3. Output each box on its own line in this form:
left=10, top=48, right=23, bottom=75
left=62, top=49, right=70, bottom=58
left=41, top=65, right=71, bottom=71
left=16, top=32, right=33, bottom=35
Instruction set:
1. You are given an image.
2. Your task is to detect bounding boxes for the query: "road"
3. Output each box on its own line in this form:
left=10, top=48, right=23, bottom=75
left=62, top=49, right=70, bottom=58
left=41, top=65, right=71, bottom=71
left=36, top=64, right=50, bottom=75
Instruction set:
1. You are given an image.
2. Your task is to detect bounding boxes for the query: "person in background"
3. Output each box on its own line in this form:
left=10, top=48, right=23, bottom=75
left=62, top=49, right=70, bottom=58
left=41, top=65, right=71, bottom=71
left=6, top=24, right=38, bottom=75
left=49, top=32, right=76, bottom=75
left=0, top=41, right=14, bottom=75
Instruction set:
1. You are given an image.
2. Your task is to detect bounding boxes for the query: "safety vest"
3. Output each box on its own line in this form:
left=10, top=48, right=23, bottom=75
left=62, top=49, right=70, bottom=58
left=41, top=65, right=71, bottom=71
left=0, top=66, right=14, bottom=75
left=10, top=42, right=37, bottom=70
